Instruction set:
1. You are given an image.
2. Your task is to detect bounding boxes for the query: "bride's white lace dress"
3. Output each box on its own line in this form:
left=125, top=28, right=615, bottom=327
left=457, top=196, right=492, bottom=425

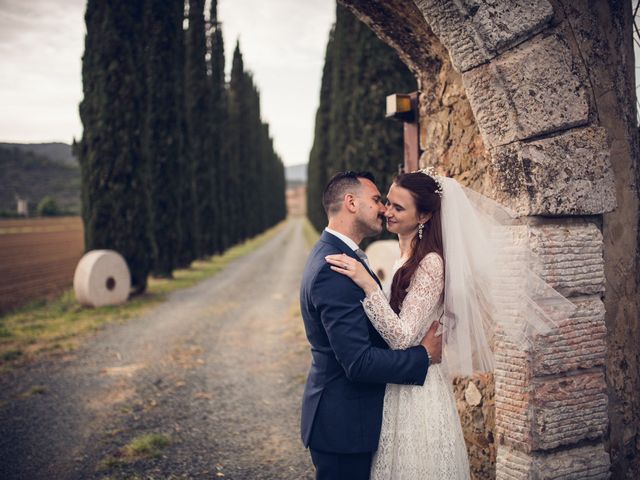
left=363, top=252, right=470, bottom=480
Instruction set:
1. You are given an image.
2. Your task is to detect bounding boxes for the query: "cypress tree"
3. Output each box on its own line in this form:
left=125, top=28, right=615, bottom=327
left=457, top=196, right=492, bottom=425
left=274, top=154, right=287, bottom=224
left=258, top=123, right=272, bottom=232
left=245, top=77, right=262, bottom=237
left=143, top=0, right=183, bottom=277
left=342, top=7, right=415, bottom=200
left=79, top=0, right=152, bottom=294
left=78, top=0, right=100, bottom=250
left=226, top=41, right=285, bottom=241
left=327, top=6, right=359, bottom=174
left=208, top=0, right=228, bottom=252
left=227, top=42, right=248, bottom=245
left=176, top=6, right=198, bottom=268
left=306, top=4, right=415, bottom=235
left=185, top=0, right=216, bottom=257
left=307, top=27, right=335, bottom=232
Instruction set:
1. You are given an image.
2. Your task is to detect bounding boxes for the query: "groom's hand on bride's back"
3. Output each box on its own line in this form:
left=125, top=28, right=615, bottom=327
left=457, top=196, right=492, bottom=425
left=420, top=321, right=442, bottom=364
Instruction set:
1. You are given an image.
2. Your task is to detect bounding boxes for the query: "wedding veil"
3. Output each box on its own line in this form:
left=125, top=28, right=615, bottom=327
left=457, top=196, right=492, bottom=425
left=436, top=176, right=576, bottom=377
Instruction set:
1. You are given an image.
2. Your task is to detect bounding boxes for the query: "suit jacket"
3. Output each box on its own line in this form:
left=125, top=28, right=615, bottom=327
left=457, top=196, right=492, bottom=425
left=300, top=230, right=430, bottom=453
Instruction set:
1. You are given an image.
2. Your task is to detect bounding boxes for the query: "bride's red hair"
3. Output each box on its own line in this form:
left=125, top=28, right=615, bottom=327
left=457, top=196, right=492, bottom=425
left=389, top=172, right=444, bottom=314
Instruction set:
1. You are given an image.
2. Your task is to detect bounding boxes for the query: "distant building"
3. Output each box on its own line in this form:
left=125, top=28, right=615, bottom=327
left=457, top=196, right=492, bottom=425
left=15, top=196, right=28, bottom=216
left=286, top=185, right=306, bottom=216
left=285, top=163, right=307, bottom=188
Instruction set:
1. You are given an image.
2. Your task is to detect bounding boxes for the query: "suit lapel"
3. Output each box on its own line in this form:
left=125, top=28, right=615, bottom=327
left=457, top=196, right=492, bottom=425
left=320, top=231, right=382, bottom=289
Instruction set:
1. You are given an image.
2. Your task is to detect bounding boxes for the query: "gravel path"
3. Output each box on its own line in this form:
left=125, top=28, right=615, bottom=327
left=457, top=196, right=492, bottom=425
left=0, top=217, right=315, bottom=480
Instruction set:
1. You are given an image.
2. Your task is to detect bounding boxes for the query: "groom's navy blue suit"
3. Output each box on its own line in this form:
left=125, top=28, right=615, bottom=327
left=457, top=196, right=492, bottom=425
left=300, top=230, right=430, bottom=479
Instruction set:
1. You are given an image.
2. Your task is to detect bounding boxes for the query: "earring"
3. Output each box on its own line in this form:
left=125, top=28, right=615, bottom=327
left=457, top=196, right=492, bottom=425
left=418, top=223, right=424, bottom=240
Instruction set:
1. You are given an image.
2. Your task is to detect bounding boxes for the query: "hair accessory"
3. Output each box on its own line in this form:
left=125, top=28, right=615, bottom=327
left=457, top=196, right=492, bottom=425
left=415, top=166, right=443, bottom=197
left=418, top=222, right=424, bottom=240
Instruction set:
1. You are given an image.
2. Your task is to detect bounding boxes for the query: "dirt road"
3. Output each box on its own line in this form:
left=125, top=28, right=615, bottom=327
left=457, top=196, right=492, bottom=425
left=0, top=217, right=315, bottom=479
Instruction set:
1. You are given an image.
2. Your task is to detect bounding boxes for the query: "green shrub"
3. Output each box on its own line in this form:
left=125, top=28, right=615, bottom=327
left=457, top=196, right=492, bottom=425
left=37, top=196, right=60, bottom=216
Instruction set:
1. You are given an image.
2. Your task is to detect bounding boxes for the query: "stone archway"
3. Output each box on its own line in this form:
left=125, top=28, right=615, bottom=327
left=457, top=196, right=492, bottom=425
left=340, top=1, right=639, bottom=478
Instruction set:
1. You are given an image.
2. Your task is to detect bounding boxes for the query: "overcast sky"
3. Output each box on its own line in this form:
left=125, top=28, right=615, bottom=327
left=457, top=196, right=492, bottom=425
left=0, top=0, right=335, bottom=167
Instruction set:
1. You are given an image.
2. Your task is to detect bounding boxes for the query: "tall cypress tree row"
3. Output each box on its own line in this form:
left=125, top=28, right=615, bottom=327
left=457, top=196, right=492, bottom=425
left=307, top=27, right=335, bottom=232
left=327, top=7, right=359, bottom=175
left=185, top=0, right=217, bottom=257
left=226, top=41, right=285, bottom=240
left=274, top=153, right=287, bottom=223
left=261, top=125, right=286, bottom=227
left=79, top=0, right=152, bottom=294
left=143, top=0, right=183, bottom=277
left=208, top=0, right=228, bottom=253
left=306, top=4, right=415, bottom=233
left=258, top=123, right=273, bottom=232
left=79, top=1, right=285, bottom=284
left=342, top=9, right=415, bottom=198
left=245, top=77, right=262, bottom=237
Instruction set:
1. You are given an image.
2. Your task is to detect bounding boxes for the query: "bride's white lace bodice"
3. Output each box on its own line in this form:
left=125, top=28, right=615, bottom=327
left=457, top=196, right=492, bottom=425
left=363, top=251, right=470, bottom=480
left=362, top=252, right=444, bottom=350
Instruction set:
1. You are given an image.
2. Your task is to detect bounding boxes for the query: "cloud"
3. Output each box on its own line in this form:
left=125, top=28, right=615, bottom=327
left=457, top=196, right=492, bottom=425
left=0, top=0, right=335, bottom=165
left=219, top=0, right=335, bottom=165
left=0, top=0, right=85, bottom=142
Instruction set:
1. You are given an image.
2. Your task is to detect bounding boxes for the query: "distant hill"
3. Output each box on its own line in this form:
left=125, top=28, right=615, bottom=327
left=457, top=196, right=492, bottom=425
left=285, top=163, right=307, bottom=186
left=0, top=145, right=80, bottom=215
left=0, top=142, right=76, bottom=167
left=1, top=145, right=306, bottom=214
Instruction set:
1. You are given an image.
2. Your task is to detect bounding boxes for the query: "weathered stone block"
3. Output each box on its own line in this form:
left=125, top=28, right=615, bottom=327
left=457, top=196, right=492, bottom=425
left=489, top=221, right=604, bottom=344
left=531, top=371, right=608, bottom=449
left=494, top=343, right=531, bottom=450
left=533, top=296, right=607, bottom=376
left=495, top=355, right=608, bottom=451
left=497, top=444, right=611, bottom=479
left=462, top=32, right=589, bottom=148
left=491, top=127, right=616, bottom=215
left=414, top=0, right=554, bottom=72
left=528, top=221, right=605, bottom=296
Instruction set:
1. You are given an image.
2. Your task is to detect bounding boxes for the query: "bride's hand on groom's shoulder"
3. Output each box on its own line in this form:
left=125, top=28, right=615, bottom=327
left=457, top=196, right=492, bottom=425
left=325, top=253, right=377, bottom=294
left=421, top=321, right=442, bottom=364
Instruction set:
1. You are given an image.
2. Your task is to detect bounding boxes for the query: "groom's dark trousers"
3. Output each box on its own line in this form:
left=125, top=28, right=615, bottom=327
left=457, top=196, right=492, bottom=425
left=300, top=231, right=430, bottom=479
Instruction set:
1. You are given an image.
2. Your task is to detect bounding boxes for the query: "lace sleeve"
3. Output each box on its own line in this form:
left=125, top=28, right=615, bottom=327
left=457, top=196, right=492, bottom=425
left=362, top=252, right=444, bottom=350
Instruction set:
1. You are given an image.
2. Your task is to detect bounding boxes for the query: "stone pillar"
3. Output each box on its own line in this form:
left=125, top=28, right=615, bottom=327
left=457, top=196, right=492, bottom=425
left=412, top=1, right=617, bottom=478
left=494, top=220, right=611, bottom=478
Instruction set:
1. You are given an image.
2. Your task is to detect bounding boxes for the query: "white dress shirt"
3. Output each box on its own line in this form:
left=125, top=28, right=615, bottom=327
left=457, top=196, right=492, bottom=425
left=324, top=228, right=370, bottom=268
left=325, top=227, right=359, bottom=252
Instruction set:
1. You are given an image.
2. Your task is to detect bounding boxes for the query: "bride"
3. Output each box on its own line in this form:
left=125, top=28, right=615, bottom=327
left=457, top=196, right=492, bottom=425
left=326, top=169, right=574, bottom=479
left=327, top=170, right=469, bottom=478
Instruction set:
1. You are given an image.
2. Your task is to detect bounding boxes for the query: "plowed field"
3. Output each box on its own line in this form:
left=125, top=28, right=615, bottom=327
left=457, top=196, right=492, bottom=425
left=0, top=217, right=84, bottom=313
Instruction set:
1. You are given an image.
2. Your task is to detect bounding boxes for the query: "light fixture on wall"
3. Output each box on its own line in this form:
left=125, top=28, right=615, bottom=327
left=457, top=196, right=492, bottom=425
left=386, top=92, right=420, bottom=173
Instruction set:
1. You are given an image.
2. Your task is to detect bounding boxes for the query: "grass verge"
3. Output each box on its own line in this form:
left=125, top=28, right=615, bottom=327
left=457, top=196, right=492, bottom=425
left=0, top=222, right=285, bottom=373
left=20, top=385, right=47, bottom=398
left=302, top=217, right=320, bottom=249
left=97, top=433, right=171, bottom=472
left=123, top=433, right=171, bottom=457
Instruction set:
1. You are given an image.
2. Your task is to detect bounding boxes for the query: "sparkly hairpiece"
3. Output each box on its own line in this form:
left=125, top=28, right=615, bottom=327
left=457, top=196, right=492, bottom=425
left=415, top=166, right=443, bottom=197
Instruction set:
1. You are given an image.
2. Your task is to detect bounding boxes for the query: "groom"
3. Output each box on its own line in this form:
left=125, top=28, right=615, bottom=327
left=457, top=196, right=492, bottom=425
left=300, top=171, right=442, bottom=480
